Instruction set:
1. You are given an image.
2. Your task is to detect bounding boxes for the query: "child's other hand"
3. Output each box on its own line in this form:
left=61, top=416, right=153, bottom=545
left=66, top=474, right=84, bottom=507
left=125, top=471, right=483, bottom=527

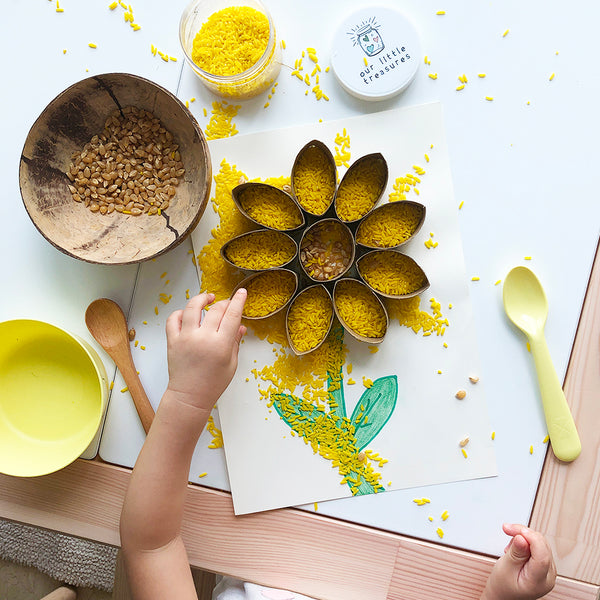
left=481, top=524, right=556, bottom=600
left=165, top=290, right=247, bottom=411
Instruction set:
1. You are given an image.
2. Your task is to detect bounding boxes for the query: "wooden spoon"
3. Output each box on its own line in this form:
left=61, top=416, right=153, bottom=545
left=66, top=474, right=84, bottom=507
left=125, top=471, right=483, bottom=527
left=85, top=298, right=154, bottom=434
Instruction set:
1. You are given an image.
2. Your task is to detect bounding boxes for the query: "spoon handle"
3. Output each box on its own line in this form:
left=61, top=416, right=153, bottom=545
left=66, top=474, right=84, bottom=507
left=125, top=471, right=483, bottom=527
left=530, top=334, right=581, bottom=462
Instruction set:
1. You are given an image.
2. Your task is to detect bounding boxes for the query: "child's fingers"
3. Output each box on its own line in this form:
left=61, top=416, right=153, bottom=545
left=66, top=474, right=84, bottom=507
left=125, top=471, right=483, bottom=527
left=166, top=309, right=184, bottom=340
left=201, top=298, right=230, bottom=330
left=181, top=293, right=215, bottom=330
left=219, top=289, right=247, bottom=338
left=519, top=529, right=555, bottom=579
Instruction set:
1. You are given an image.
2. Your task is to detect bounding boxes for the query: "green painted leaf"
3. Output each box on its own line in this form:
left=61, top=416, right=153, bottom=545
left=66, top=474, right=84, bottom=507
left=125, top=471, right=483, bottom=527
left=349, top=375, right=398, bottom=450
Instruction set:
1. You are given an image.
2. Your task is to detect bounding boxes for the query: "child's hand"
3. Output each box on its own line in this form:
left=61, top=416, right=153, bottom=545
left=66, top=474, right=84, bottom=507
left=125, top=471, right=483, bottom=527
left=481, top=524, right=556, bottom=600
left=165, top=290, right=247, bottom=412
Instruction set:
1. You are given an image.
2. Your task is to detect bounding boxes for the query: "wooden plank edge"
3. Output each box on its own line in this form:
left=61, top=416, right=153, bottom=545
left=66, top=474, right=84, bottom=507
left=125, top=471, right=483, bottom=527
left=530, top=236, right=600, bottom=584
left=2, top=458, right=594, bottom=600
left=390, top=535, right=599, bottom=599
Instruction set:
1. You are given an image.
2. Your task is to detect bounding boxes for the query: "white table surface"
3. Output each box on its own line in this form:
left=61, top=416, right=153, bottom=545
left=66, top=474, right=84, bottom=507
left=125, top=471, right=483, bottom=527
left=2, top=0, right=599, bottom=558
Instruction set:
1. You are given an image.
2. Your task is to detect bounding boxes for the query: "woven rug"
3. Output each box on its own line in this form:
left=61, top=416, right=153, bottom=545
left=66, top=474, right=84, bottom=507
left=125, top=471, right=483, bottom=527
left=0, top=518, right=117, bottom=592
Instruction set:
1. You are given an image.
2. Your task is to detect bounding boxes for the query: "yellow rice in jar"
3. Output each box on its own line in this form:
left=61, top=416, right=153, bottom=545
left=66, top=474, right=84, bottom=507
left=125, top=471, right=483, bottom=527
left=359, top=251, right=427, bottom=296
left=292, top=145, right=336, bottom=215
left=356, top=202, right=424, bottom=248
left=238, top=185, right=303, bottom=230
left=224, top=230, right=296, bottom=270
left=335, top=156, right=387, bottom=222
left=287, top=286, right=333, bottom=353
left=334, top=279, right=387, bottom=339
left=191, top=7, right=270, bottom=76
left=243, top=270, right=297, bottom=318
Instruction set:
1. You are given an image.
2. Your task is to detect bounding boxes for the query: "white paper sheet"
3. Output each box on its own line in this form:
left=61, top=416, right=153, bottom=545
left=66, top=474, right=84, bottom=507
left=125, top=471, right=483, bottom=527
left=191, top=103, right=497, bottom=515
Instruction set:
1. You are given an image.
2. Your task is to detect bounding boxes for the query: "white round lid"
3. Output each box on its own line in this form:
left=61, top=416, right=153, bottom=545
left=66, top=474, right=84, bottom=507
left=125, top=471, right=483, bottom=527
left=330, top=6, right=421, bottom=102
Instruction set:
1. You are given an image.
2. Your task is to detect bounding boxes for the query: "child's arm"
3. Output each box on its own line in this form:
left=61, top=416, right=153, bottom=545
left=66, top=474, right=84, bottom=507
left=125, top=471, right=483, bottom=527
left=119, top=290, right=247, bottom=600
left=480, top=523, right=556, bottom=600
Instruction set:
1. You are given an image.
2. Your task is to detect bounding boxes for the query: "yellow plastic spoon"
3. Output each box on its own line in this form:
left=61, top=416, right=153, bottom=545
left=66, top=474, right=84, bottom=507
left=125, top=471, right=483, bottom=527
left=503, top=266, right=581, bottom=462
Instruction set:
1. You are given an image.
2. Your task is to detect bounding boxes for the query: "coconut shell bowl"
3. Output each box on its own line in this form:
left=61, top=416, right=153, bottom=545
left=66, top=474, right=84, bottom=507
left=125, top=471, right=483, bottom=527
left=19, top=72, right=211, bottom=264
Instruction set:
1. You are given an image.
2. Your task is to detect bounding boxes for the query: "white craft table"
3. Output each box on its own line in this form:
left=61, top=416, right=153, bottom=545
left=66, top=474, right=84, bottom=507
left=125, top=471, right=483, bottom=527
left=1, top=1, right=600, bottom=598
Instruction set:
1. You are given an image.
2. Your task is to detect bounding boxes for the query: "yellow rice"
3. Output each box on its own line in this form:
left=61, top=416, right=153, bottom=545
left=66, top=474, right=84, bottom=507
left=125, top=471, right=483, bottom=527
left=335, top=157, right=386, bottom=222
left=225, top=230, right=296, bottom=270
left=292, top=145, right=336, bottom=215
left=334, top=280, right=386, bottom=339
left=243, top=270, right=296, bottom=318
left=287, top=286, right=333, bottom=353
left=238, top=185, right=303, bottom=230
left=355, top=202, right=424, bottom=247
left=191, top=7, right=269, bottom=76
left=360, top=251, right=427, bottom=296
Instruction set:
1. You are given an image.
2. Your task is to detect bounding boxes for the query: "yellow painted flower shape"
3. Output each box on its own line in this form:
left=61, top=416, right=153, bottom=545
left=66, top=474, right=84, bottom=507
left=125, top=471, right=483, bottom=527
left=228, top=139, right=429, bottom=354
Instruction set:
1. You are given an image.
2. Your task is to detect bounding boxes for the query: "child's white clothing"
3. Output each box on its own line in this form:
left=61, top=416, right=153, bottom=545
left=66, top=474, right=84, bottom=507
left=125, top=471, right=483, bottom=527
left=213, top=575, right=317, bottom=600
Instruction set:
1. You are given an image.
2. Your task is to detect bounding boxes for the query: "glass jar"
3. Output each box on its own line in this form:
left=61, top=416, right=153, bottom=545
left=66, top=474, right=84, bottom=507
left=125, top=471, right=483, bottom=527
left=179, top=0, right=282, bottom=100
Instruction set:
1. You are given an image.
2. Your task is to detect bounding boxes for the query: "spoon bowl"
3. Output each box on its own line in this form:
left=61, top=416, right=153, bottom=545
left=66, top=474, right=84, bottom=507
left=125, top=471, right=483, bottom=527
left=85, top=299, right=154, bottom=434
left=502, top=267, right=581, bottom=462
left=503, top=266, right=548, bottom=335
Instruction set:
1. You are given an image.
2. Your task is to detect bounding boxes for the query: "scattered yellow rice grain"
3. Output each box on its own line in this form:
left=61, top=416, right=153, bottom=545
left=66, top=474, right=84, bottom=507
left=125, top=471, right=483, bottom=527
left=413, top=497, right=431, bottom=505
left=424, top=55, right=430, bottom=65
left=264, top=102, right=270, bottom=108
left=428, top=73, right=438, bottom=80
left=456, top=84, right=465, bottom=91
left=356, top=202, right=423, bottom=248
left=243, top=270, right=296, bottom=318
left=88, top=43, right=97, bottom=48
left=543, top=435, right=549, bottom=444
left=198, top=472, right=207, bottom=478
left=121, top=386, right=129, bottom=393
left=287, top=286, right=333, bottom=353
left=436, top=10, right=446, bottom=15
left=359, top=251, right=427, bottom=297
left=441, top=510, right=449, bottom=521
left=461, top=448, right=468, bottom=458
left=424, top=153, right=430, bottom=162
left=436, top=527, right=444, bottom=538
left=205, top=101, right=241, bottom=141
left=363, top=57, right=368, bottom=66
left=334, top=279, right=386, bottom=339
left=281, top=39, right=286, bottom=49
left=109, top=1, right=118, bottom=8
left=478, top=73, right=486, bottom=78
left=530, top=445, right=534, bottom=454
left=191, top=7, right=269, bottom=76
left=503, top=29, right=509, bottom=37
left=491, top=431, right=496, bottom=440
left=458, top=201, right=464, bottom=209
left=154, top=306, right=159, bottom=315
left=347, top=363, right=353, bottom=374
left=109, top=381, right=114, bottom=390
left=140, top=345, right=146, bottom=350
left=485, top=96, right=494, bottom=101
left=368, top=346, right=379, bottom=354
left=471, top=276, right=480, bottom=281
left=347, top=378, right=355, bottom=385
left=527, top=342, right=531, bottom=352
left=62, top=49, right=67, bottom=54
left=362, top=376, right=374, bottom=388
left=495, top=279, right=501, bottom=285
left=524, top=256, right=532, bottom=260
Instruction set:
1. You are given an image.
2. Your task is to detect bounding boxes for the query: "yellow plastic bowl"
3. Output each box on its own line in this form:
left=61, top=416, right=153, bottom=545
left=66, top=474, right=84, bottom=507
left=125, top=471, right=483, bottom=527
left=0, top=320, right=108, bottom=477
